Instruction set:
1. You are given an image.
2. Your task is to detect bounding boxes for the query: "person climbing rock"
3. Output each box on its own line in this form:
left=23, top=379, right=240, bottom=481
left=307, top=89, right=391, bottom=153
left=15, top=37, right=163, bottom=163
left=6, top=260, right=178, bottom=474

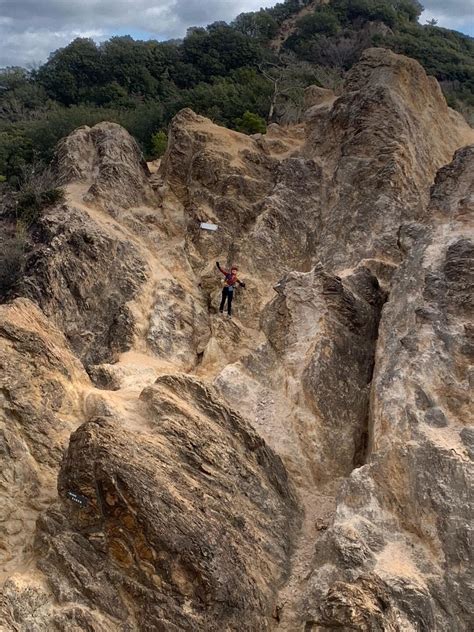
left=216, top=262, right=245, bottom=318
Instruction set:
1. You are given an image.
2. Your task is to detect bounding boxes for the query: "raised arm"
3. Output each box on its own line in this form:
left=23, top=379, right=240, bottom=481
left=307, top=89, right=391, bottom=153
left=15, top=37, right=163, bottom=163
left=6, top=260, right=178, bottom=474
left=216, top=261, right=228, bottom=275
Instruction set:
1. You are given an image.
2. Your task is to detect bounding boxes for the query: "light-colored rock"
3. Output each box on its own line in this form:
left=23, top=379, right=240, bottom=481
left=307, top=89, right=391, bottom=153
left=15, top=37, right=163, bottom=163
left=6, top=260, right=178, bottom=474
left=0, top=299, right=89, bottom=580
left=301, top=47, right=474, bottom=271
left=1, top=48, right=473, bottom=632
left=303, top=85, right=337, bottom=119
left=1, top=375, right=298, bottom=631
left=54, top=121, right=155, bottom=210
left=19, top=205, right=148, bottom=366
left=147, top=279, right=210, bottom=370
left=299, top=145, right=474, bottom=631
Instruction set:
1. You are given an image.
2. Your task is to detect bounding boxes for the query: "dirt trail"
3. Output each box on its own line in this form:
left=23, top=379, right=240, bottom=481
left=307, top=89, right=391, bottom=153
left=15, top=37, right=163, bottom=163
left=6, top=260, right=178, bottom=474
left=65, top=185, right=181, bottom=427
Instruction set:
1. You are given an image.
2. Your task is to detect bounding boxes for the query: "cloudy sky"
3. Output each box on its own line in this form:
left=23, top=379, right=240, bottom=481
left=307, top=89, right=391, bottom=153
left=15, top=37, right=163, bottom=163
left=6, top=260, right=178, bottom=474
left=1, top=0, right=473, bottom=68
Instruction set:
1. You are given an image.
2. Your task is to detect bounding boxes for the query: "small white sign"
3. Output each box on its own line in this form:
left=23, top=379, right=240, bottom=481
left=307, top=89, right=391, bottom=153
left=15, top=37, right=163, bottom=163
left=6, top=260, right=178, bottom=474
left=200, top=222, right=218, bottom=231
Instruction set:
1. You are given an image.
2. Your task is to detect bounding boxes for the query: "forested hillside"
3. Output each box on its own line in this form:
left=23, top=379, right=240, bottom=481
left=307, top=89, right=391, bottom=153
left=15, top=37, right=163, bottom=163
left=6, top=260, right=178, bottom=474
left=1, top=0, right=473, bottom=182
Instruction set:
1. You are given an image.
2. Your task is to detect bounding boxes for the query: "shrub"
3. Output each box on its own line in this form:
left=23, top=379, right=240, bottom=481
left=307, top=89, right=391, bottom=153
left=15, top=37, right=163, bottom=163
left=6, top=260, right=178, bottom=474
left=297, top=10, right=342, bottom=37
left=151, top=130, right=168, bottom=158
left=0, top=235, right=25, bottom=301
left=232, top=10, right=279, bottom=41
left=234, top=110, right=267, bottom=134
left=40, top=188, right=65, bottom=207
left=16, top=187, right=65, bottom=225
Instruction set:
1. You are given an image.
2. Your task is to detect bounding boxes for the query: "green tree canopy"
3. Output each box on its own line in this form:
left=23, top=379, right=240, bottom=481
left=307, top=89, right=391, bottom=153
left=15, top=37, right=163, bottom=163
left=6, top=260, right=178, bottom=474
left=36, top=38, right=103, bottom=104
left=151, top=130, right=168, bottom=158
left=232, top=11, right=279, bottom=41
left=235, top=111, right=267, bottom=134
left=182, top=24, right=265, bottom=82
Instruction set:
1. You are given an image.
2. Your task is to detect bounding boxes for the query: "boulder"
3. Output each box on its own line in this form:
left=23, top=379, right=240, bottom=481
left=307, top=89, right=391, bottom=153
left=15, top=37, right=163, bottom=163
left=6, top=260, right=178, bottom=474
left=54, top=122, right=155, bottom=210
left=19, top=205, right=148, bottom=366
left=8, top=375, right=299, bottom=631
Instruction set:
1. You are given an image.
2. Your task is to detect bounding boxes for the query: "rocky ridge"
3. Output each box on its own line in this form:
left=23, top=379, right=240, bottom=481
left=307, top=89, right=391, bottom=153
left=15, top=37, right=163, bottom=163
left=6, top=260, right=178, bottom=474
left=0, top=48, right=473, bottom=631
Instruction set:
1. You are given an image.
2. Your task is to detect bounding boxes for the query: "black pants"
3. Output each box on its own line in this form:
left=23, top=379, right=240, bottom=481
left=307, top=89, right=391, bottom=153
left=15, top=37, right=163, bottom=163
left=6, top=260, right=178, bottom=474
left=220, top=287, right=234, bottom=315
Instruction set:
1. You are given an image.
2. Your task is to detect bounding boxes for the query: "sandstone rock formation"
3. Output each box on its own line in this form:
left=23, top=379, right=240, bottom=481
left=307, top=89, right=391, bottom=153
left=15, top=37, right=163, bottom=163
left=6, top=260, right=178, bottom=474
left=26, top=376, right=297, bottom=631
left=0, top=299, right=89, bottom=581
left=54, top=122, right=155, bottom=210
left=299, top=143, right=474, bottom=632
left=1, top=48, right=473, bottom=631
left=19, top=206, right=148, bottom=367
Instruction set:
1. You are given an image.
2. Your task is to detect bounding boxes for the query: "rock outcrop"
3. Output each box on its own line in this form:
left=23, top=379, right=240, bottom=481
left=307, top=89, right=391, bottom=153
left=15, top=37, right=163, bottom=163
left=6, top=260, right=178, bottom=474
left=147, top=279, right=210, bottom=371
left=299, top=144, right=474, bottom=631
left=54, top=122, right=155, bottom=210
left=1, top=48, right=473, bottom=632
left=19, top=206, right=148, bottom=367
left=302, top=47, right=472, bottom=270
left=2, top=376, right=298, bottom=631
left=0, top=299, right=89, bottom=580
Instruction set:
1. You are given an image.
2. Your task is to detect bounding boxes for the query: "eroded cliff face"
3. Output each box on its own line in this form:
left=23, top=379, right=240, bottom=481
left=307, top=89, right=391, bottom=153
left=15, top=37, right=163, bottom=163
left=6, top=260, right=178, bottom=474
left=0, top=48, right=473, bottom=631
left=298, top=144, right=474, bottom=631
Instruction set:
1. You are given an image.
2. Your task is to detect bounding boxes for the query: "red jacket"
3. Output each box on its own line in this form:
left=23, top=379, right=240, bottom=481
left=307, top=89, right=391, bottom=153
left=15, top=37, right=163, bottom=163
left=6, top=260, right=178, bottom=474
left=217, top=264, right=243, bottom=289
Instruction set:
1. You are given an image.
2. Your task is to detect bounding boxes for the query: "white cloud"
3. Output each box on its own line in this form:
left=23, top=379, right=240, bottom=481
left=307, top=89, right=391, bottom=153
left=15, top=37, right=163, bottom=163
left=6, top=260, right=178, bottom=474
left=0, top=0, right=472, bottom=67
left=422, top=0, right=473, bottom=14
left=0, top=28, right=107, bottom=68
left=0, top=0, right=277, bottom=66
left=421, top=0, right=474, bottom=33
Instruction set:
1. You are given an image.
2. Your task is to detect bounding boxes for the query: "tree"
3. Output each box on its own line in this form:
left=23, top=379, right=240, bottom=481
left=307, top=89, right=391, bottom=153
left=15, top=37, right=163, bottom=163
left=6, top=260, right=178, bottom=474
left=151, top=131, right=168, bottom=158
left=174, top=68, right=272, bottom=128
left=267, top=0, right=314, bottom=25
left=234, top=111, right=267, bottom=134
left=0, top=67, right=30, bottom=91
left=232, top=11, right=279, bottom=41
left=0, top=130, right=34, bottom=182
left=36, top=38, right=103, bottom=104
left=259, top=56, right=322, bottom=122
left=259, top=61, right=288, bottom=122
left=426, top=18, right=439, bottom=26
left=297, top=10, right=342, bottom=37
left=99, top=36, right=160, bottom=97
left=396, top=0, right=423, bottom=22
left=182, top=24, right=264, bottom=82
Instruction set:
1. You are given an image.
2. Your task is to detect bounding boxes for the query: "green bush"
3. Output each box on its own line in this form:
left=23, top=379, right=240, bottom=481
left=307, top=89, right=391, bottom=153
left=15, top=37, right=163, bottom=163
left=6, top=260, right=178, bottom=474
left=376, top=25, right=474, bottom=83
left=235, top=111, right=267, bottom=134
left=0, top=236, right=25, bottom=301
left=151, top=131, right=168, bottom=158
left=177, top=69, right=272, bottom=128
left=297, top=10, right=342, bottom=37
left=16, top=187, right=65, bottom=226
left=39, top=188, right=65, bottom=207
left=232, top=10, right=279, bottom=41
